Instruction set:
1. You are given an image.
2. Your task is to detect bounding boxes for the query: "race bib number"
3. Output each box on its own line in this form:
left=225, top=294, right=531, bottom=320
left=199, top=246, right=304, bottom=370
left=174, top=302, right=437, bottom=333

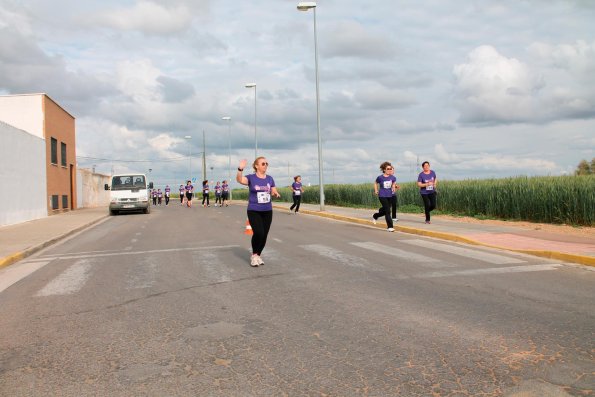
left=257, top=192, right=271, bottom=204
left=294, top=190, right=301, bottom=196
left=426, top=183, right=434, bottom=191
left=383, top=181, right=392, bottom=189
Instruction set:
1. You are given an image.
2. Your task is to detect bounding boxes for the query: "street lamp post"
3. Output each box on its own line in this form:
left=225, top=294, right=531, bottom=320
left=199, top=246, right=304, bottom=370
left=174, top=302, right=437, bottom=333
left=297, top=1, right=325, bottom=211
left=245, top=83, right=257, bottom=159
left=222, top=116, right=232, bottom=200
left=202, top=130, right=207, bottom=182
left=184, top=135, right=192, bottom=181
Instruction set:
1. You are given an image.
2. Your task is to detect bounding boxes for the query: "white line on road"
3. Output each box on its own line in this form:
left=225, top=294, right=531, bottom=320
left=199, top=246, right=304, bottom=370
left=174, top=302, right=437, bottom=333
left=38, top=244, right=241, bottom=261
left=418, top=264, right=562, bottom=278
left=0, top=260, right=52, bottom=294
left=272, top=238, right=283, bottom=243
left=400, top=239, right=526, bottom=264
left=36, top=259, right=93, bottom=296
left=301, top=244, right=379, bottom=270
left=350, top=241, right=456, bottom=268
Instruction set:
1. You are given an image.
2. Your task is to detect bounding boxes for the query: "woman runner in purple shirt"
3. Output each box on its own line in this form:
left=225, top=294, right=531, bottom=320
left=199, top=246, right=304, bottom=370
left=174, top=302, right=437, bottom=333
left=372, top=161, right=397, bottom=232
left=179, top=185, right=185, bottom=205
left=289, top=175, right=304, bottom=214
left=417, top=161, right=438, bottom=224
left=237, top=157, right=281, bottom=267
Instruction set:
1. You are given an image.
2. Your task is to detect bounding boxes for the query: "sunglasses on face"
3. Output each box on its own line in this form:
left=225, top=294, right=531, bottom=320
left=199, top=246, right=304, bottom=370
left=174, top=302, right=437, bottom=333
left=260, top=162, right=269, bottom=166
left=385, top=167, right=393, bottom=170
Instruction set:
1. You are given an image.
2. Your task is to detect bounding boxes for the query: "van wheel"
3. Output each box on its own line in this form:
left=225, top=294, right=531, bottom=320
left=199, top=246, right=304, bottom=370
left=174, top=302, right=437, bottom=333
left=110, top=210, right=118, bottom=216
left=144, top=206, right=150, bottom=214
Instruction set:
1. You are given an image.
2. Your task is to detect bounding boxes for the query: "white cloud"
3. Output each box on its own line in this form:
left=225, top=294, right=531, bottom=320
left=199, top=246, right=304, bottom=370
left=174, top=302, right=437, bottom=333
left=321, top=20, right=397, bottom=59
left=453, top=45, right=543, bottom=124
left=434, top=144, right=461, bottom=164
left=91, top=1, right=194, bottom=35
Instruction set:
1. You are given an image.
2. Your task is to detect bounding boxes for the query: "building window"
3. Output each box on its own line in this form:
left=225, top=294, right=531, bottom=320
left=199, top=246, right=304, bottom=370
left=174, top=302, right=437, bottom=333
left=61, top=142, right=67, bottom=167
left=62, top=195, right=69, bottom=209
left=51, top=138, right=58, bottom=165
left=51, top=195, right=59, bottom=210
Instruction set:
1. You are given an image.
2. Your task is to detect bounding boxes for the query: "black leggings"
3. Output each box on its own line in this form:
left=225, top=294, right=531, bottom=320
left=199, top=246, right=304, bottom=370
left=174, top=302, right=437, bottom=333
left=247, top=210, right=273, bottom=255
left=373, top=197, right=393, bottom=228
left=165, top=195, right=170, bottom=205
left=421, top=192, right=437, bottom=221
left=215, top=195, right=222, bottom=205
left=290, top=195, right=301, bottom=212
left=202, top=193, right=209, bottom=206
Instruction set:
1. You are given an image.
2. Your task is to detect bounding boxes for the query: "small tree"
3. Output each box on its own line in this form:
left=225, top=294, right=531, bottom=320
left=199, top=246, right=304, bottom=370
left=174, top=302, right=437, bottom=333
left=575, top=159, right=591, bottom=175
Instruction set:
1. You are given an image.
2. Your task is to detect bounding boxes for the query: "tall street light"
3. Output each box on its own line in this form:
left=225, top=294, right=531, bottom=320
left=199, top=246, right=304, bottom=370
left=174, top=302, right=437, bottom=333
left=222, top=116, right=233, bottom=200
left=184, top=135, right=192, bottom=181
left=297, top=1, right=325, bottom=211
left=202, top=130, right=207, bottom=182
left=245, top=83, right=257, bottom=159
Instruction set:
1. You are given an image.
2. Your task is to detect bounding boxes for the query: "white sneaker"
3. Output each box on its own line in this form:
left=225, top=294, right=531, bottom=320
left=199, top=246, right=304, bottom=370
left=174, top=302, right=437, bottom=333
left=372, top=216, right=377, bottom=225
left=392, top=218, right=399, bottom=222
left=257, top=256, right=264, bottom=266
left=250, top=255, right=260, bottom=267
left=387, top=228, right=395, bottom=232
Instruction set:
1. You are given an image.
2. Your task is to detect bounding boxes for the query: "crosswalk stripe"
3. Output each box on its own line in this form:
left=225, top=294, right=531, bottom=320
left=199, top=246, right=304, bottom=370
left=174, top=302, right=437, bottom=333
left=349, top=241, right=457, bottom=268
left=418, top=264, right=562, bottom=278
left=193, top=250, right=231, bottom=283
left=400, top=239, right=525, bottom=264
left=0, top=260, right=52, bottom=294
left=35, top=259, right=93, bottom=297
left=300, top=244, right=378, bottom=270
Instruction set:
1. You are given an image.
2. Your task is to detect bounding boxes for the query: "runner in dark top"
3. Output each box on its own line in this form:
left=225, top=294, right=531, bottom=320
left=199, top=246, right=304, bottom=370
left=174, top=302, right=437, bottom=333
left=417, top=161, right=438, bottom=224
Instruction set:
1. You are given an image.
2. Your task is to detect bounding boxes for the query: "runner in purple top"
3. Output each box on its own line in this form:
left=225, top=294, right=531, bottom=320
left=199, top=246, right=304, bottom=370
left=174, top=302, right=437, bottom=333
left=221, top=180, right=230, bottom=207
left=372, top=161, right=397, bottom=231
left=164, top=185, right=171, bottom=206
left=184, top=180, right=194, bottom=208
left=201, top=180, right=210, bottom=207
left=417, top=161, right=438, bottom=224
left=237, top=157, right=281, bottom=267
left=214, top=182, right=222, bottom=207
left=157, top=189, right=163, bottom=206
left=289, top=175, right=304, bottom=214
left=151, top=189, right=157, bottom=206
left=179, top=185, right=185, bottom=205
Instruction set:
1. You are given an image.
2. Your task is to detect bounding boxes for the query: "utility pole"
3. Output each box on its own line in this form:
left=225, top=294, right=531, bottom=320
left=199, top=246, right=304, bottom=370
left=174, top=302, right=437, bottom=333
left=202, top=130, right=207, bottom=182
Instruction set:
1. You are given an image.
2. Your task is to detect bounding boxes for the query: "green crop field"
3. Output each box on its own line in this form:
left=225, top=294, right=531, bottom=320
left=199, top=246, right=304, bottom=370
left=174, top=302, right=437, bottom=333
left=232, top=175, right=595, bottom=226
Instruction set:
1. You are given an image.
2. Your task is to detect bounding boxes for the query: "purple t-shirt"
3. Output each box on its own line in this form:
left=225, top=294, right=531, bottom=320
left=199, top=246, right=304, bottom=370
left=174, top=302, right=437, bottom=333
left=292, top=182, right=302, bottom=196
left=376, top=174, right=396, bottom=198
left=222, top=183, right=229, bottom=192
left=185, top=184, right=194, bottom=192
left=246, top=174, right=275, bottom=211
left=215, top=185, right=222, bottom=195
left=418, top=171, right=437, bottom=195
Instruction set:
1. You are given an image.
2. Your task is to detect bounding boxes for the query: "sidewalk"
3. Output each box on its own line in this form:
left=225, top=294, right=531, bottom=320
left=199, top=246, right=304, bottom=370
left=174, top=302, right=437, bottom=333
left=274, top=202, right=595, bottom=266
left=0, top=203, right=593, bottom=269
left=0, top=207, right=109, bottom=268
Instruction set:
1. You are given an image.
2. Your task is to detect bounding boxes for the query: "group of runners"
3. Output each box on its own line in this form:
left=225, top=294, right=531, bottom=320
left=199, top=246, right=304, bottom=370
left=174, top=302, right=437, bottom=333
left=236, top=156, right=437, bottom=267
left=176, top=180, right=231, bottom=208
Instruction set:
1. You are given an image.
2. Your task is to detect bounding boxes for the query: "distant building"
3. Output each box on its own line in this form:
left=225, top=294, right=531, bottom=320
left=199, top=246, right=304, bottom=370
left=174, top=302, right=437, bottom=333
left=0, top=93, right=77, bottom=225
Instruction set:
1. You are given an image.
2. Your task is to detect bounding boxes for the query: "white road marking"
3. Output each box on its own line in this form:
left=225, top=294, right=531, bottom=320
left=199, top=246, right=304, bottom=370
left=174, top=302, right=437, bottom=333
left=0, top=260, right=52, bottom=294
left=350, top=241, right=456, bottom=268
left=300, top=244, right=378, bottom=270
left=418, top=264, right=562, bottom=278
left=400, top=239, right=526, bottom=264
left=131, top=239, right=138, bottom=243
left=36, top=259, right=93, bottom=296
left=38, top=244, right=241, bottom=261
left=194, top=251, right=231, bottom=283
left=272, top=238, right=283, bottom=243
left=127, top=256, right=158, bottom=289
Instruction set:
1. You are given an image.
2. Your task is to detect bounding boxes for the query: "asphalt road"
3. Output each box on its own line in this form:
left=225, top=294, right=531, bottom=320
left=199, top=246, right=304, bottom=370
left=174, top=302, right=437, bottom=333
left=0, top=202, right=593, bottom=396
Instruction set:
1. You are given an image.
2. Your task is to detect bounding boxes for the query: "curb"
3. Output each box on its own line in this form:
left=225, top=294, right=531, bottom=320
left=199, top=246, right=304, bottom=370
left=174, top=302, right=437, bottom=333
left=274, top=205, right=595, bottom=267
left=0, top=215, right=110, bottom=270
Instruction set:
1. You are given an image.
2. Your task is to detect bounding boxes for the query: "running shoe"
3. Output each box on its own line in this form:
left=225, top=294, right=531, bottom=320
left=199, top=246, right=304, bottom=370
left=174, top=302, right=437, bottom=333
left=372, top=216, right=377, bottom=225
left=425, top=220, right=431, bottom=224
left=387, top=228, right=395, bottom=232
left=250, top=255, right=260, bottom=267
left=392, top=217, right=399, bottom=222
left=257, top=256, right=264, bottom=266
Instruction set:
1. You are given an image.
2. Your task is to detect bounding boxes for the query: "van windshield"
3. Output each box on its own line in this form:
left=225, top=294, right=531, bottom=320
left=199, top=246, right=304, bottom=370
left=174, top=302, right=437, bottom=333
left=112, top=175, right=146, bottom=190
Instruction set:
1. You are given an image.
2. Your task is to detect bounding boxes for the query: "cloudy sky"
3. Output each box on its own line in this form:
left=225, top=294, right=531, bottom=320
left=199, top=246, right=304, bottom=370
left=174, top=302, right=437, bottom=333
left=1, top=0, right=594, bottom=187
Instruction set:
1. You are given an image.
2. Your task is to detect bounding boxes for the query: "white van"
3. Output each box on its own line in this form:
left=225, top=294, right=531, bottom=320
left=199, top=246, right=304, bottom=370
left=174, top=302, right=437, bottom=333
left=104, top=174, right=153, bottom=215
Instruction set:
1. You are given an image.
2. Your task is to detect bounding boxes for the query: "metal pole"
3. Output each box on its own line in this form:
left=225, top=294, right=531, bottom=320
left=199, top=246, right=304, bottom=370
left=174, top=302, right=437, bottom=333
left=313, top=7, right=324, bottom=211
left=202, top=130, right=207, bottom=182
left=188, top=142, right=191, bottom=180
left=228, top=120, right=232, bottom=200
left=254, top=86, right=258, bottom=159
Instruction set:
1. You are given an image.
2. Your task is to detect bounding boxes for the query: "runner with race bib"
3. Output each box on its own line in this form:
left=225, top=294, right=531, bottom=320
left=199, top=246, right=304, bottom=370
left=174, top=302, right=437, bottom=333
left=289, top=175, right=304, bottom=214
left=417, top=161, right=438, bottom=224
left=236, top=157, right=281, bottom=267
